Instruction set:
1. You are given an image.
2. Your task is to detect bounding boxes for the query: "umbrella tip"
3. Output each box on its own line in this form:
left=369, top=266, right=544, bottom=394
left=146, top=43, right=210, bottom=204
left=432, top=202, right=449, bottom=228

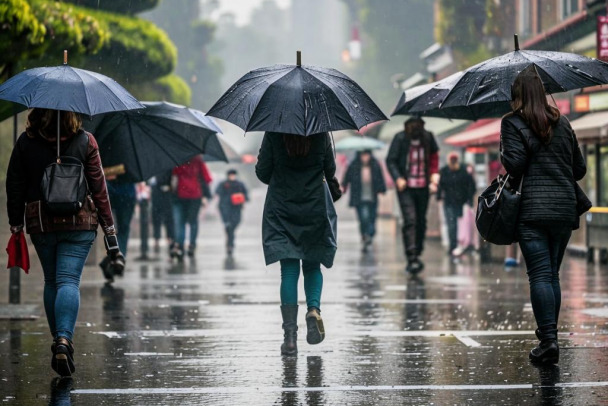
left=63, top=50, right=68, bottom=65
left=296, top=50, right=302, bottom=67
left=514, top=34, right=520, bottom=51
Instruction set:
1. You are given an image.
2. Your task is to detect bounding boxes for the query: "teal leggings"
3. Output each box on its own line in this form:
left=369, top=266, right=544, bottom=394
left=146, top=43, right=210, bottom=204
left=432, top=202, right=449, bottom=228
left=280, top=259, right=323, bottom=310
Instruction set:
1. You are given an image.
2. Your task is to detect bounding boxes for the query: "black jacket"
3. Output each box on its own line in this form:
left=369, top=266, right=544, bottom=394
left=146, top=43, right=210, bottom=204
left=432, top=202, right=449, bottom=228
left=342, top=155, right=387, bottom=207
left=500, top=114, right=586, bottom=228
left=437, top=166, right=476, bottom=208
left=386, top=130, right=440, bottom=183
left=255, top=132, right=337, bottom=268
left=215, top=180, right=248, bottom=224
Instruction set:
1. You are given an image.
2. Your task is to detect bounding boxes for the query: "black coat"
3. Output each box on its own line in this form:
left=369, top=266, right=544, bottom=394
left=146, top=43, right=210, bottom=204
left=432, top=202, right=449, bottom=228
left=386, top=130, right=439, bottom=183
left=500, top=114, right=586, bottom=228
left=437, top=165, right=476, bottom=214
left=215, top=180, right=248, bottom=225
left=342, top=156, right=387, bottom=207
left=255, top=132, right=337, bottom=268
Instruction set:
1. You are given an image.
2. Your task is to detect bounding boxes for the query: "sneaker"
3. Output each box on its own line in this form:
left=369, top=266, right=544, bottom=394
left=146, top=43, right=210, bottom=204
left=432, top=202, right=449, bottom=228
left=170, top=244, right=184, bottom=261
left=187, top=245, right=196, bottom=257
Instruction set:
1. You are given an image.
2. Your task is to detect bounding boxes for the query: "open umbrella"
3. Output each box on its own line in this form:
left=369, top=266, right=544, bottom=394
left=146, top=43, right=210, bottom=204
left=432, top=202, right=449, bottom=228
left=83, top=101, right=226, bottom=182
left=392, top=35, right=608, bottom=120
left=207, top=52, right=387, bottom=136
left=335, top=136, right=385, bottom=152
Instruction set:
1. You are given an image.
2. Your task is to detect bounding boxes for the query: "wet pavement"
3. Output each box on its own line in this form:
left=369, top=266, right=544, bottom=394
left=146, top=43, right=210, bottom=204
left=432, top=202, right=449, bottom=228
left=1, top=188, right=608, bottom=405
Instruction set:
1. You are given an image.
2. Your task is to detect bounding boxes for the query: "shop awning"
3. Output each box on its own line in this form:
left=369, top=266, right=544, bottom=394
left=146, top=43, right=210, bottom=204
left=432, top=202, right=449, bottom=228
left=569, top=111, right=608, bottom=141
left=444, top=119, right=501, bottom=147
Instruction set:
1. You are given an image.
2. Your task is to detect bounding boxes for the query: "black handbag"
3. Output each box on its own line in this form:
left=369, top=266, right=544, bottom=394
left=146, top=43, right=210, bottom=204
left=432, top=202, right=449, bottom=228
left=575, top=182, right=592, bottom=216
left=327, top=176, right=342, bottom=202
left=476, top=174, right=523, bottom=245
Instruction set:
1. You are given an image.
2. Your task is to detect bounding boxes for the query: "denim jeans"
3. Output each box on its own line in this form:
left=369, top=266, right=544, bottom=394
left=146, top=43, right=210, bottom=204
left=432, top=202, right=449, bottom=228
left=173, top=198, right=202, bottom=248
left=30, top=231, right=96, bottom=341
left=518, top=223, right=572, bottom=328
left=443, top=204, right=461, bottom=252
left=280, top=259, right=323, bottom=310
left=356, top=201, right=378, bottom=239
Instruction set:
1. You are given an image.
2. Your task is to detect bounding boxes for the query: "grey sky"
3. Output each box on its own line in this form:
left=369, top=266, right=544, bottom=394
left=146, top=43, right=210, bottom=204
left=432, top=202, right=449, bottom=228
left=213, top=0, right=291, bottom=26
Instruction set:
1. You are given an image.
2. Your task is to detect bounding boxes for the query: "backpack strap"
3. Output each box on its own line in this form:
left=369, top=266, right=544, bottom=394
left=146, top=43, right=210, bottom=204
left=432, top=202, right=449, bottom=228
left=63, top=130, right=89, bottom=163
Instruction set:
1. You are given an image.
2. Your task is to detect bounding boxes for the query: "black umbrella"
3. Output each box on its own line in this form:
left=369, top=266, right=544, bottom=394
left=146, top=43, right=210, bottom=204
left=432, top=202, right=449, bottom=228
left=392, top=35, right=608, bottom=120
left=207, top=52, right=387, bottom=136
left=84, top=101, right=226, bottom=182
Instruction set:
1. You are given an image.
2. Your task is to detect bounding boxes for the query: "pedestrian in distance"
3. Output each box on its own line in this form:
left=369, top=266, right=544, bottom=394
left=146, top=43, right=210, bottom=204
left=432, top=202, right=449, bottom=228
left=215, top=169, right=249, bottom=257
left=342, top=149, right=387, bottom=252
left=135, top=182, right=152, bottom=260
left=99, top=176, right=134, bottom=282
left=500, top=67, right=586, bottom=365
left=437, top=152, right=476, bottom=259
left=6, top=108, right=122, bottom=376
left=256, top=132, right=338, bottom=356
left=386, top=117, right=440, bottom=274
left=150, top=170, right=175, bottom=254
left=170, top=155, right=212, bottom=260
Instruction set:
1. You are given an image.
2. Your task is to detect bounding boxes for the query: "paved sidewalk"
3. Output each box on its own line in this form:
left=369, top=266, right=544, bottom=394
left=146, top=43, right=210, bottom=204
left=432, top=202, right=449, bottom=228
left=1, top=189, right=607, bottom=405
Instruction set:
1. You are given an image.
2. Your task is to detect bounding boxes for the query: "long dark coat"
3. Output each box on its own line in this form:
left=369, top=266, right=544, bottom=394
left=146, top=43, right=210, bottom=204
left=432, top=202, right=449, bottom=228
left=342, top=155, right=387, bottom=207
left=215, top=180, right=249, bottom=226
left=255, top=132, right=338, bottom=268
left=437, top=165, right=476, bottom=216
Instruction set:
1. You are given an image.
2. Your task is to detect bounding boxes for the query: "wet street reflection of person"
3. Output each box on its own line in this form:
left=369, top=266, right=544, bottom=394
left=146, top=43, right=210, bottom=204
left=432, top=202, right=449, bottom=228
left=280, top=356, right=298, bottom=406
left=48, top=377, right=72, bottom=406
left=305, top=356, right=324, bottom=406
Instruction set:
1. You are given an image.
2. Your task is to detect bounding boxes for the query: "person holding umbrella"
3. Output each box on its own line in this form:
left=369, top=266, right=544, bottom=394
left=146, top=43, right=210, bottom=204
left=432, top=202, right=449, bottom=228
left=342, top=150, right=387, bottom=251
left=170, top=155, right=213, bottom=260
left=386, top=117, right=440, bottom=274
left=215, top=169, right=249, bottom=257
left=6, top=109, right=122, bottom=376
left=256, top=132, right=337, bottom=355
left=501, top=67, right=587, bottom=364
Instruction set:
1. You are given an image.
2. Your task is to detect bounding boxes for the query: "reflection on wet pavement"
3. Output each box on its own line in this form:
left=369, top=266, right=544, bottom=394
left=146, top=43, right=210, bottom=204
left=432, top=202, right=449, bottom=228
left=1, top=192, right=608, bottom=405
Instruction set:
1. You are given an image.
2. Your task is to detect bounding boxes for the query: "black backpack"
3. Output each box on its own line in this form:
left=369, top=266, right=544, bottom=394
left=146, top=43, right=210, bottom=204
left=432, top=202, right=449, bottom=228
left=40, top=131, right=89, bottom=216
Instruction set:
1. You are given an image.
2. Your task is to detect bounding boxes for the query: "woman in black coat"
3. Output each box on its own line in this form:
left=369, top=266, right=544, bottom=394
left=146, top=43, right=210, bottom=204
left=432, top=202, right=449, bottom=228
left=342, top=150, right=386, bottom=251
left=256, top=132, right=337, bottom=356
left=501, top=67, right=586, bottom=365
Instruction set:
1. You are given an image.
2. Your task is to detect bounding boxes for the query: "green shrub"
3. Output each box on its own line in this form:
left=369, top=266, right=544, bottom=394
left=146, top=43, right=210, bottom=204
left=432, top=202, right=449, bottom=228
left=129, top=74, right=191, bottom=106
left=0, top=0, right=46, bottom=64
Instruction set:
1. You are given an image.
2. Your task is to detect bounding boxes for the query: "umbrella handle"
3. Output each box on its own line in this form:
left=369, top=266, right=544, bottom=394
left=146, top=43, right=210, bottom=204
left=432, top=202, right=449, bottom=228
left=56, top=110, right=61, bottom=164
left=64, top=50, right=68, bottom=65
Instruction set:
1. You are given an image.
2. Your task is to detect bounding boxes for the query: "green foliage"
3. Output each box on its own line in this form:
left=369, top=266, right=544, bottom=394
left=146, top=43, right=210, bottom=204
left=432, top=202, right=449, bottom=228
left=129, top=74, right=191, bottom=105
left=82, top=7, right=177, bottom=83
left=62, top=0, right=161, bottom=15
left=0, top=0, right=46, bottom=66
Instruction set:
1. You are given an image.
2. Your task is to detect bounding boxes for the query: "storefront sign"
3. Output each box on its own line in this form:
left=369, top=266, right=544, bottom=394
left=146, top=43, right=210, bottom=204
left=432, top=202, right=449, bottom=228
left=597, top=16, right=608, bottom=62
left=574, top=92, right=608, bottom=113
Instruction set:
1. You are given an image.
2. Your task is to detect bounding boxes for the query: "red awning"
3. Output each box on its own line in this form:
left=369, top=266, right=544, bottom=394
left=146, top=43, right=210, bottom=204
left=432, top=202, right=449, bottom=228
left=444, top=119, right=501, bottom=147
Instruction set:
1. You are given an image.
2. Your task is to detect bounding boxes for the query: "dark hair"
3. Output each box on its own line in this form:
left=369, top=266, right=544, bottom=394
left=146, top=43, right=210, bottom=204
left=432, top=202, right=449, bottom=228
left=26, top=108, right=82, bottom=140
left=227, top=169, right=238, bottom=176
left=283, top=134, right=311, bottom=157
left=405, top=118, right=425, bottom=139
left=510, top=67, right=560, bottom=144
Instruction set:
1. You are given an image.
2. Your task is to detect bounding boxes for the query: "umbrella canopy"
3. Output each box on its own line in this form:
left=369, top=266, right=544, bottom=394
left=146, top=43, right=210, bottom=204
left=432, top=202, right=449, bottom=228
left=84, top=101, right=226, bottom=182
left=392, top=36, right=608, bottom=120
left=335, top=136, right=385, bottom=152
left=0, top=64, right=143, bottom=115
left=207, top=54, right=387, bottom=136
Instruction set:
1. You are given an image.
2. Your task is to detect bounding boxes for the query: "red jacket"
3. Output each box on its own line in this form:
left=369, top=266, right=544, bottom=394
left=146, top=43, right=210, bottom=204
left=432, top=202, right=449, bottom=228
left=173, top=156, right=212, bottom=199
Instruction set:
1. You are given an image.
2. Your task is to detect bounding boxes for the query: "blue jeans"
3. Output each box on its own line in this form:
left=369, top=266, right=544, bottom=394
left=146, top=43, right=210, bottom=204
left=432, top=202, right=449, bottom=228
left=280, top=259, right=323, bottom=310
left=518, top=224, right=572, bottom=328
left=31, top=231, right=96, bottom=341
left=107, top=182, right=136, bottom=256
left=443, top=204, right=461, bottom=252
left=173, top=198, right=202, bottom=248
left=356, top=201, right=378, bottom=238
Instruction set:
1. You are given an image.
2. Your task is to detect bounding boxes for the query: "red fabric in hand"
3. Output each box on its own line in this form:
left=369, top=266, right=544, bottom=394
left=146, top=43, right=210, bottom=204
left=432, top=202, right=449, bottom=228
left=6, top=232, right=30, bottom=274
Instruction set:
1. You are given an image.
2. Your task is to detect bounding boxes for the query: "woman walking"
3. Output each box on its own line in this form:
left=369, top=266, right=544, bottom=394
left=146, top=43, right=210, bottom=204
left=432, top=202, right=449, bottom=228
left=501, top=67, right=586, bottom=364
left=6, top=108, right=119, bottom=376
left=255, top=132, right=338, bottom=355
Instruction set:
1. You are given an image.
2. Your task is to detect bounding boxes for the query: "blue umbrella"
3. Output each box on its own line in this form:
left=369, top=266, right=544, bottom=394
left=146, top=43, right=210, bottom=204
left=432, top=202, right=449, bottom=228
left=0, top=64, right=143, bottom=116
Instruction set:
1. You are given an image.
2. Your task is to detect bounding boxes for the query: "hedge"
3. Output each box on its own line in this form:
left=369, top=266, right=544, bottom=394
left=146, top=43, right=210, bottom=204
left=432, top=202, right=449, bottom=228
left=129, top=74, right=191, bottom=106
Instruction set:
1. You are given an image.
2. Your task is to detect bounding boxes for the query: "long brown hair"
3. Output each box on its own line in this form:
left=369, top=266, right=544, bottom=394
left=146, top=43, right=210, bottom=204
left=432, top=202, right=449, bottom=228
left=510, top=66, right=560, bottom=144
left=26, top=108, right=82, bottom=140
left=283, top=134, right=311, bottom=157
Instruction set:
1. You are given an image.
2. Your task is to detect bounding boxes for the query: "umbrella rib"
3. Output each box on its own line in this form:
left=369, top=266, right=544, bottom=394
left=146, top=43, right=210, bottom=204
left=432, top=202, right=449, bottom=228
left=528, top=52, right=604, bottom=91
left=126, top=117, right=145, bottom=180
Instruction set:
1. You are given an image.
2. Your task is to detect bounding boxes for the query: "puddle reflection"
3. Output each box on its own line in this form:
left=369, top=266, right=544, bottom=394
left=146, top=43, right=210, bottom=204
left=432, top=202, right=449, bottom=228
left=48, top=377, right=72, bottom=406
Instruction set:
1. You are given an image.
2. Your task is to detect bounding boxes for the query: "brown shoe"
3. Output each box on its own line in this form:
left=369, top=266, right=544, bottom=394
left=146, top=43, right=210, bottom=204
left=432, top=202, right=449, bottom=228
left=305, top=308, right=325, bottom=345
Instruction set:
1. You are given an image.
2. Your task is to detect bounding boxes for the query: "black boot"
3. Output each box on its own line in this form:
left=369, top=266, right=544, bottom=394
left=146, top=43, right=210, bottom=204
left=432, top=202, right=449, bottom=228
left=280, top=305, right=298, bottom=356
left=52, top=337, right=76, bottom=376
left=305, top=307, right=325, bottom=345
left=529, top=324, right=559, bottom=364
